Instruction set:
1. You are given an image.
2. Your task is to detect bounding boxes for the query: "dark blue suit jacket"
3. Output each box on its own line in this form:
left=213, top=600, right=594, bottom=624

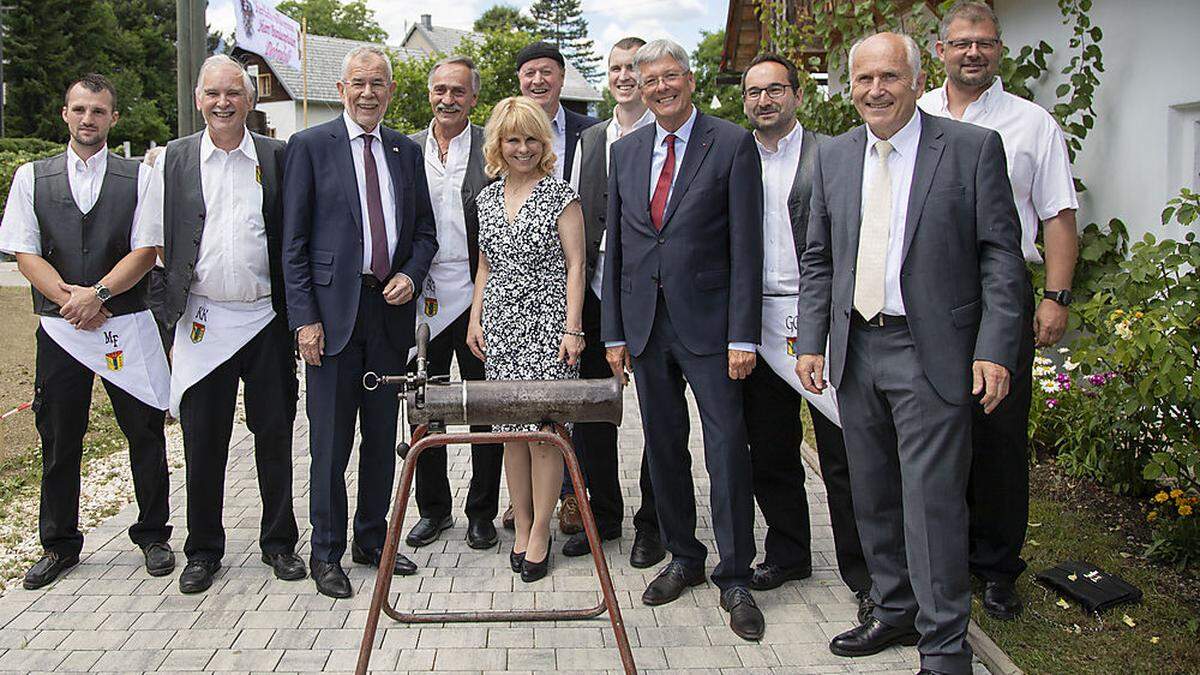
left=562, top=107, right=600, bottom=183
left=601, top=111, right=764, bottom=357
left=281, top=117, right=439, bottom=356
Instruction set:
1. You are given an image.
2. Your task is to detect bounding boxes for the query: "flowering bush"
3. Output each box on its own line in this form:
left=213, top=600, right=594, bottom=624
left=1145, top=489, right=1200, bottom=568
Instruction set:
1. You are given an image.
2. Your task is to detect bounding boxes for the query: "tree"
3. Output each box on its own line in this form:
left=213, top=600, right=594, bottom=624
left=276, top=0, right=388, bottom=42
left=528, top=0, right=600, bottom=82
left=690, top=31, right=746, bottom=127
left=474, top=4, right=538, bottom=35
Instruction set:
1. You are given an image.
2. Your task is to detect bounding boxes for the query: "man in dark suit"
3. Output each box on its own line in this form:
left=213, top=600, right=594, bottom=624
left=795, top=33, right=1025, bottom=674
left=602, top=39, right=765, bottom=641
left=564, top=36, right=664, bottom=569
left=403, top=56, right=503, bottom=552
left=145, top=55, right=304, bottom=593
left=739, top=52, right=872, bottom=619
left=283, top=46, right=438, bottom=599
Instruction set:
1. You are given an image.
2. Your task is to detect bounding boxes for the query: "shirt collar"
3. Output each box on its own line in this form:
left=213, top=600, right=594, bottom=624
left=865, top=108, right=922, bottom=158
left=754, top=119, right=804, bottom=156
left=425, top=120, right=472, bottom=157
left=654, top=106, right=698, bottom=147
left=200, top=126, right=256, bottom=163
left=610, top=107, right=655, bottom=138
left=66, top=143, right=108, bottom=174
left=551, top=104, right=566, bottom=134
left=932, top=76, right=1004, bottom=117
left=344, top=110, right=383, bottom=144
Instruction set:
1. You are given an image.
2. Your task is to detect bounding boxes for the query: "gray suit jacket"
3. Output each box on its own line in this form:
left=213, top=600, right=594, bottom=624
left=795, top=111, right=1025, bottom=404
left=409, top=124, right=493, bottom=278
left=787, top=128, right=828, bottom=266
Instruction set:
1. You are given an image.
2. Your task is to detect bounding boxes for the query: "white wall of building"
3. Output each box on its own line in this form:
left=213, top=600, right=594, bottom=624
left=256, top=100, right=342, bottom=140
left=996, top=0, right=1200, bottom=243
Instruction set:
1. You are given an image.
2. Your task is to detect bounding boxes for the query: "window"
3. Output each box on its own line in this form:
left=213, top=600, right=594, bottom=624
left=256, top=73, right=272, bottom=98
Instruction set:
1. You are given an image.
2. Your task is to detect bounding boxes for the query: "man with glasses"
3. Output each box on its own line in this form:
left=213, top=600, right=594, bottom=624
left=403, top=56, right=504, bottom=553
left=283, top=45, right=438, bottom=598
left=603, top=39, right=765, bottom=641
left=919, top=0, right=1079, bottom=621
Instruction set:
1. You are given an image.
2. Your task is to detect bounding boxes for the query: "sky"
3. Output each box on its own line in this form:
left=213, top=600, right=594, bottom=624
left=207, top=0, right=724, bottom=66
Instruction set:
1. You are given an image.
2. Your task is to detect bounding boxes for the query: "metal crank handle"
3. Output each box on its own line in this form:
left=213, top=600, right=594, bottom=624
left=362, top=372, right=411, bottom=391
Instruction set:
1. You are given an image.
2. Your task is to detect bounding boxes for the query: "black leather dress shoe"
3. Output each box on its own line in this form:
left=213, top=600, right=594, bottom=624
left=982, top=580, right=1023, bottom=620
left=628, top=530, right=666, bottom=569
left=721, top=586, right=765, bottom=641
left=855, top=589, right=876, bottom=625
left=520, top=551, right=551, bottom=583
left=916, top=670, right=949, bottom=674
left=561, top=528, right=620, bottom=557
left=749, top=562, right=812, bottom=591
left=262, top=552, right=307, bottom=580
left=829, top=617, right=920, bottom=657
left=178, top=559, right=221, bottom=594
left=405, top=515, right=454, bottom=548
left=142, top=542, right=176, bottom=577
left=351, top=542, right=418, bottom=576
left=466, top=519, right=499, bottom=550
left=641, top=560, right=706, bottom=606
left=23, top=552, right=80, bottom=590
left=310, top=558, right=352, bottom=599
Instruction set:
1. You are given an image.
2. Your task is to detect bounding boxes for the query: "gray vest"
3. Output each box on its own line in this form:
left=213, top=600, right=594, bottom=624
left=576, top=121, right=610, bottom=279
left=30, top=152, right=147, bottom=317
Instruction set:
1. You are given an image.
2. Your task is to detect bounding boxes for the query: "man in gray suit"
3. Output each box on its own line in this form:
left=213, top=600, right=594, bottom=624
left=794, top=33, right=1024, bottom=674
left=403, top=56, right=503, bottom=552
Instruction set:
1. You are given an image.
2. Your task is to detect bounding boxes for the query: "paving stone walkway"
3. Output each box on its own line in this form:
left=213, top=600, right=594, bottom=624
left=0, top=379, right=990, bottom=674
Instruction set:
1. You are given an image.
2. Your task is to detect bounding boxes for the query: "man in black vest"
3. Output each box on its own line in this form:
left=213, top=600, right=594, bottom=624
left=0, top=74, right=174, bottom=589
left=140, top=55, right=304, bottom=593
left=564, top=37, right=665, bottom=568
left=403, top=56, right=503, bottom=551
left=740, top=54, right=873, bottom=621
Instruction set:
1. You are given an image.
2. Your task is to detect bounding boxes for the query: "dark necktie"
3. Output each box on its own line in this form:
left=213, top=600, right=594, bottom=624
left=650, top=133, right=677, bottom=231
left=362, top=134, right=390, bottom=281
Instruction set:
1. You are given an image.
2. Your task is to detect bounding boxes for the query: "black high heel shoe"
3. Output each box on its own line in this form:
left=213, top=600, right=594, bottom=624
left=509, top=548, right=526, bottom=573
left=520, top=550, right=551, bottom=583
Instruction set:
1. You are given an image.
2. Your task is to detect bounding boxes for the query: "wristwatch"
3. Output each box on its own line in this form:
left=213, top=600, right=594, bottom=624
left=1044, top=289, right=1073, bottom=307
left=93, top=283, right=112, bottom=304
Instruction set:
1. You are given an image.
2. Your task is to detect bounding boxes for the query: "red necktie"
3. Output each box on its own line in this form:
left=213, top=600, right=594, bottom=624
left=650, top=134, right=677, bottom=231
left=362, top=134, right=390, bottom=281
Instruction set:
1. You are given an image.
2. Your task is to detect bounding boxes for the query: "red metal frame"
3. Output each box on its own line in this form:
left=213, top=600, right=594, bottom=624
left=355, top=424, right=637, bottom=674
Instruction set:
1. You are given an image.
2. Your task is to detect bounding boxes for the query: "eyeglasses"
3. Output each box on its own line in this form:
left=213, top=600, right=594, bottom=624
left=742, top=83, right=794, bottom=101
left=640, top=72, right=686, bottom=90
left=945, top=38, right=1000, bottom=52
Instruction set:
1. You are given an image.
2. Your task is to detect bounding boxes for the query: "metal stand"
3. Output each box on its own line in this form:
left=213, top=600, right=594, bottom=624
left=354, top=424, right=637, bottom=675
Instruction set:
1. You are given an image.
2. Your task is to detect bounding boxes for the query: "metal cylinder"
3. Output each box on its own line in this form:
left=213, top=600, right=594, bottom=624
left=406, top=378, right=623, bottom=426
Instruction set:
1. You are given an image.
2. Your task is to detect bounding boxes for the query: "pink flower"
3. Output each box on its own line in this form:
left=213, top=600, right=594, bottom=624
left=1046, top=398, right=1059, bottom=409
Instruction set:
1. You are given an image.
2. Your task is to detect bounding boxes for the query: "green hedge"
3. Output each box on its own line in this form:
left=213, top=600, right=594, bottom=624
left=1, top=139, right=63, bottom=226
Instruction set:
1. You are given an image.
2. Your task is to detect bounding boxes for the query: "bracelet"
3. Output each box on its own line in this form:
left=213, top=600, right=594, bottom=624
left=562, top=329, right=585, bottom=337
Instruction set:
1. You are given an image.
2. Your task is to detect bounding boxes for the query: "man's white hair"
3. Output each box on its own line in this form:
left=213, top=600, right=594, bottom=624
left=848, top=33, right=923, bottom=91
left=194, top=54, right=257, bottom=104
left=341, top=45, right=394, bottom=82
left=632, top=39, right=691, bottom=79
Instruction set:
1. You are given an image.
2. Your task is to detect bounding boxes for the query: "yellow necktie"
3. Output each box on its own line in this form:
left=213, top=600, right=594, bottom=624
left=853, top=140, right=894, bottom=319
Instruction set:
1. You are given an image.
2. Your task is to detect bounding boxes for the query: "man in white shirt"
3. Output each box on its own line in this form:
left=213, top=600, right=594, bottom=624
left=142, top=55, right=305, bottom=594
left=403, top=56, right=504, bottom=552
left=919, top=0, right=1080, bottom=621
left=0, top=74, right=174, bottom=590
left=561, top=37, right=663, bottom=568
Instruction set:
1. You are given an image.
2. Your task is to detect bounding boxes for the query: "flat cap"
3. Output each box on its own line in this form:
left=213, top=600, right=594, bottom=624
left=516, top=41, right=565, bottom=70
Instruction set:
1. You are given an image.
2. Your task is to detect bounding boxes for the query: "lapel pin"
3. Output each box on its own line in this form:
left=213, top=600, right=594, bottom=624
left=392, top=146, right=400, bottom=153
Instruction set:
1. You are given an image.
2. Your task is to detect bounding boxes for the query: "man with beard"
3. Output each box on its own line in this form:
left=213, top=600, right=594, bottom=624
left=403, top=56, right=503, bottom=552
left=919, top=0, right=1079, bottom=620
left=562, top=37, right=664, bottom=568
left=740, top=53, right=873, bottom=622
left=0, top=74, right=174, bottom=589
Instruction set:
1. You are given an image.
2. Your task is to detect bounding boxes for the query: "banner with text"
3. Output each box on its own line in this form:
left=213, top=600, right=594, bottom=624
left=234, top=0, right=302, bottom=71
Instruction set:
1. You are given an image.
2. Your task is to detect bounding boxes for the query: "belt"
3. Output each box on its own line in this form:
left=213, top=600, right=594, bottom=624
left=361, top=274, right=382, bottom=289
left=852, top=310, right=907, bottom=328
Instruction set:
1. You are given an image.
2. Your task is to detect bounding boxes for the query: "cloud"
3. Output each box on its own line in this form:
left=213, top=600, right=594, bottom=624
left=209, top=0, right=237, bottom=35
left=586, top=0, right=707, bottom=22
left=365, top=2, right=484, bottom=42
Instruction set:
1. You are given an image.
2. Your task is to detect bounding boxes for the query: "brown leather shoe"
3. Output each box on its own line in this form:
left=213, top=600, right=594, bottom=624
left=558, top=494, right=583, bottom=535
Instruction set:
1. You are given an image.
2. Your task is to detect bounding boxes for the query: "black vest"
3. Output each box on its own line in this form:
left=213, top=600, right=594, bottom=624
left=30, top=152, right=147, bottom=317
left=576, top=121, right=610, bottom=279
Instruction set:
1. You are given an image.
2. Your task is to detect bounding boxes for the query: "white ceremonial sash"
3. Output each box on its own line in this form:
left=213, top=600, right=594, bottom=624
left=407, top=260, right=473, bottom=363
left=758, top=294, right=841, bottom=427
left=169, top=294, right=274, bottom=417
left=41, top=310, right=171, bottom=410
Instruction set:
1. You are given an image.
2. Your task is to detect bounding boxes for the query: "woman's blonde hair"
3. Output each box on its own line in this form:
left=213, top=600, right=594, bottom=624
left=483, top=96, right=557, bottom=178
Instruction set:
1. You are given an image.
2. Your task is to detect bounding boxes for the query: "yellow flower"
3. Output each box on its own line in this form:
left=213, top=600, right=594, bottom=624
left=1154, top=491, right=1169, bottom=503
left=1180, top=504, right=1193, bottom=517
left=1170, top=489, right=1183, bottom=498
left=1147, top=510, right=1158, bottom=522
left=1134, top=311, right=1144, bottom=319
left=1113, top=309, right=1125, bottom=316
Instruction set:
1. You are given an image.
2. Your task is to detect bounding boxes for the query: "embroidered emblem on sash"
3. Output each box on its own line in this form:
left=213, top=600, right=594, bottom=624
left=105, top=350, right=124, bottom=371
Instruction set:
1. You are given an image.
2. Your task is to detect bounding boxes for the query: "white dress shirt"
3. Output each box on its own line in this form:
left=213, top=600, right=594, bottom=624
left=423, top=121, right=471, bottom=266
left=862, top=110, right=922, bottom=317
left=344, top=111, right=399, bottom=274
left=0, top=145, right=156, bottom=256
left=570, top=107, right=655, bottom=298
left=550, top=103, right=567, bottom=179
left=919, top=78, right=1078, bottom=263
left=756, top=122, right=804, bottom=296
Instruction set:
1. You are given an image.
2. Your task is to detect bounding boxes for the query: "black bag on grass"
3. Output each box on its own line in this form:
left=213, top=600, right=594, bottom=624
left=1035, top=560, right=1143, bottom=613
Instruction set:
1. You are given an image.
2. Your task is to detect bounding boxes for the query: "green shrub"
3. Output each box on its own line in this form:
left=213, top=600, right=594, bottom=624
left=0, top=138, right=60, bottom=155
left=1, top=140, right=64, bottom=223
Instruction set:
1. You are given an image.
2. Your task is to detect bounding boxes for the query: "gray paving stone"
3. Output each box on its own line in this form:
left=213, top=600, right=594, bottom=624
left=205, top=648, right=284, bottom=671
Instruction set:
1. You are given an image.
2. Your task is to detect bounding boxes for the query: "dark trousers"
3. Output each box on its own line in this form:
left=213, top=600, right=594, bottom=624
left=630, top=296, right=755, bottom=590
left=33, top=326, right=171, bottom=557
left=179, top=315, right=299, bottom=563
left=744, top=361, right=810, bottom=569
left=968, top=286, right=1035, bottom=584
left=573, top=289, right=658, bottom=536
left=412, top=308, right=504, bottom=522
left=307, top=285, right=404, bottom=562
left=839, top=320, right=973, bottom=675
left=810, top=401, right=871, bottom=593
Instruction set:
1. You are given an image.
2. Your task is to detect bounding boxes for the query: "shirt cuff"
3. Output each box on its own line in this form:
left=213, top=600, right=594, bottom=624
left=605, top=341, right=626, bottom=348
left=729, top=342, right=756, bottom=353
